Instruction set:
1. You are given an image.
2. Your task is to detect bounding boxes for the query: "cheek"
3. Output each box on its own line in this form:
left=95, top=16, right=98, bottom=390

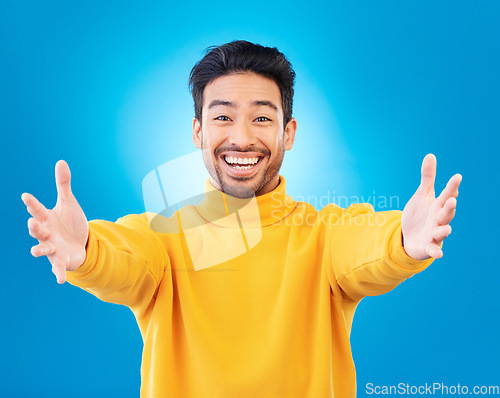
left=201, top=129, right=224, bottom=153
left=269, top=132, right=284, bottom=151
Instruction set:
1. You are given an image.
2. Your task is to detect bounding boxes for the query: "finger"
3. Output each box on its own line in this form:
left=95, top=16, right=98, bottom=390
left=426, top=243, right=443, bottom=259
left=27, top=217, right=49, bottom=240
left=419, top=153, right=436, bottom=194
left=433, top=225, right=452, bottom=242
left=51, top=259, right=67, bottom=284
left=55, top=160, right=73, bottom=201
left=21, top=193, right=49, bottom=221
left=30, top=242, right=55, bottom=257
left=437, top=197, right=457, bottom=225
left=437, top=173, right=462, bottom=206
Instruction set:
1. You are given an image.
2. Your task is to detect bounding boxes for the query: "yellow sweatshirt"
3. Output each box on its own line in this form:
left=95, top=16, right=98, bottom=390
left=66, top=175, right=434, bottom=398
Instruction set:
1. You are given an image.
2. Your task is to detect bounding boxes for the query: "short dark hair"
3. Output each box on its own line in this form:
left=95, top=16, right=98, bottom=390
left=188, top=40, right=296, bottom=128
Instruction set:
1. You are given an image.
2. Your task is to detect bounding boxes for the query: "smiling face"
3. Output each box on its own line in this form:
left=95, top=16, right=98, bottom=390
left=192, top=72, right=297, bottom=198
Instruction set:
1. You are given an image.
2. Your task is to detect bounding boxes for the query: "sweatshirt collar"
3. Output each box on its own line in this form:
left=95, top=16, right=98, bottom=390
left=195, top=175, right=297, bottom=228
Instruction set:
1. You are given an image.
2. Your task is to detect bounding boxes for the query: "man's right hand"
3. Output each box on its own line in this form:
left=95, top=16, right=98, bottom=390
left=22, top=160, right=89, bottom=284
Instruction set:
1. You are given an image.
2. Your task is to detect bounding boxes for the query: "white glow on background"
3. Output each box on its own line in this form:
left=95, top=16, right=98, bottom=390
left=117, top=46, right=201, bottom=204
left=282, top=70, right=360, bottom=204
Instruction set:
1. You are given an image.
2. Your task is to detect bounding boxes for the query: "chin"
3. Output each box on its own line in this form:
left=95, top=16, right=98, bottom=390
left=220, top=175, right=260, bottom=198
left=223, top=185, right=256, bottom=199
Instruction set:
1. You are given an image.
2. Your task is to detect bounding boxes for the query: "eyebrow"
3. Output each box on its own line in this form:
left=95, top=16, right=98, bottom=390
left=207, top=99, right=278, bottom=112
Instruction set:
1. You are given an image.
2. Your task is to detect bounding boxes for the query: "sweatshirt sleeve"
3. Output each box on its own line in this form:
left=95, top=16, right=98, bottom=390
left=65, top=213, right=169, bottom=317
left=325, top=203, right=435, bottom=302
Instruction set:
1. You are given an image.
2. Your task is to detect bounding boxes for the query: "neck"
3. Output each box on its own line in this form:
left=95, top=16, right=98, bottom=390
left=196, top=175, right=296, bottom=228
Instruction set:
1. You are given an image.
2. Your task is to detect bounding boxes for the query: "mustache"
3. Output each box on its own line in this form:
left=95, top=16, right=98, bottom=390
left=214, top=145, right=270, bottom=157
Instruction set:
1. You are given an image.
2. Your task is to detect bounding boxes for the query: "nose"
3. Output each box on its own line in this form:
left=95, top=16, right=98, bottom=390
left=228, top=120, right=257, bottom=148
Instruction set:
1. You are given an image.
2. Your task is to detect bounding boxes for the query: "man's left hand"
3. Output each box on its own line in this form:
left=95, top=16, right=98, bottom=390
left=401, top=153, right=462, bottom=260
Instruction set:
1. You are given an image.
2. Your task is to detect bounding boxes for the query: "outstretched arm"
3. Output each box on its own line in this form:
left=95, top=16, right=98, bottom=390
left=22, top=160, right=169, bottom=316
left=402, top=153, right=462, bottom=260
left=328, top=153, right=462, bottom=302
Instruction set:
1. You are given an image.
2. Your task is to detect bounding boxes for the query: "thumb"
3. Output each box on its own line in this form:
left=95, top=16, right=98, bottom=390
left=55, top=160, right=72, bottom=200
left=419, top=153, right=436, bottom=194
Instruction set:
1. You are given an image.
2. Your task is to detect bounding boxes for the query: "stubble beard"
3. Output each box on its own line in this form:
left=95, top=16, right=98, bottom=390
left=200, top=132, right=285, bottom=199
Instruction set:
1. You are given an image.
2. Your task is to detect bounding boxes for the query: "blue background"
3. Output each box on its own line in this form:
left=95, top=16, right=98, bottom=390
left=2, top=0, right=499, bottom=396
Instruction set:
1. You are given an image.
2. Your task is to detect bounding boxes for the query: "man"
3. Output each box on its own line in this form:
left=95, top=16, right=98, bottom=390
left=22, top=40, right=462, bottom=397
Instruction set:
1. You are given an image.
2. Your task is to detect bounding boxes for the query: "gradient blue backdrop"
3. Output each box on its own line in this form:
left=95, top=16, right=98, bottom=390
left=2, top=0, right=499, bottom=397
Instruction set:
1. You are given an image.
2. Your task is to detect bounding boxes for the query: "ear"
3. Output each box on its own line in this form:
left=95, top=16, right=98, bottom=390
left=192, top=117, right=202, bottom=149
left=284, top=117, right=297, bottom=151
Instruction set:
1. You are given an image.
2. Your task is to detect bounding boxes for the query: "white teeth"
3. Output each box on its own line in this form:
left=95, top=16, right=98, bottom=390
left=224, top=156, right=260, bottom=165
left=223, top=155, right=262, bottom=171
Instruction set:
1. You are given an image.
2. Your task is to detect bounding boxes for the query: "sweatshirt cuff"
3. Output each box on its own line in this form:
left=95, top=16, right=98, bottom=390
left=66, top=226, right=99, bottom=282
left=390, top=224, right=435, bottom=273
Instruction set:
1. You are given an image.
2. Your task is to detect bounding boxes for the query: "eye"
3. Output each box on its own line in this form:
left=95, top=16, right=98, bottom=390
left=256, top=116, right=271, bottom=122
left=215, top=115, right=231, bottom=121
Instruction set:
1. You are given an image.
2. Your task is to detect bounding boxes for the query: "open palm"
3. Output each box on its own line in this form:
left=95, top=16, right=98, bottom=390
left=22, top=160, right=89, bottom=284
left=402, top=154, right=462, bottom=260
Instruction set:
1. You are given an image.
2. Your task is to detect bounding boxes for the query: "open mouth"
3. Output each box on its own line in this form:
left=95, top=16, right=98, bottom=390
left=222, top=155, right=263, bottom=171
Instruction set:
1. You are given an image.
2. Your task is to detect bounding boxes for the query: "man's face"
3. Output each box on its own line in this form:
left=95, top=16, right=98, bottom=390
left=192, top=72, right=297, bottom=198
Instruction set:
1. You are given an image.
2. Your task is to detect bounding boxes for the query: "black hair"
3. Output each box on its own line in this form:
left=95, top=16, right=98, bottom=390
left=188, top=40, right=295, bottom=127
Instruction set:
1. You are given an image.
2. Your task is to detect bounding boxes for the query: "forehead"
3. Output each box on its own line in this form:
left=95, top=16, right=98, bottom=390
left=203, top=73, right=282, bottom=109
